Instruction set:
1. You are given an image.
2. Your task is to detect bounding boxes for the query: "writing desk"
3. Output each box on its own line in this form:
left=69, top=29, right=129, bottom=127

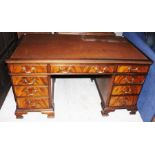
left=6, top=34, right=152, bottom=118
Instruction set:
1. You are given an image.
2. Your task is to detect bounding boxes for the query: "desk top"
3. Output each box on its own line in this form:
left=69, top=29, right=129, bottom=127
left=8, top=34, right=151, bottom=64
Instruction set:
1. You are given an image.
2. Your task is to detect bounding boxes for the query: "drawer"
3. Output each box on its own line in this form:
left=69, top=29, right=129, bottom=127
left=114, top=75, right=145, bottom=84
left=9, top=64, right=47, bottom=74
left=17, top=98, right=49, bottom=109
left=117, top=65, right=149, bottom=73
left=109, top=96, right=138, bottom=107
left=50, top=64, right=115, bottom=74
left=112, top=85, right=142, bottom=95
left=14, top=86, right=49, bottom=97
left=12, top=76, right=48, bottom=86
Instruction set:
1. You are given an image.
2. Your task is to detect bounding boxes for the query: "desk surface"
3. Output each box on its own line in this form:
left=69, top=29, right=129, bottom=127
left=10, top=34, right=150, bottom=63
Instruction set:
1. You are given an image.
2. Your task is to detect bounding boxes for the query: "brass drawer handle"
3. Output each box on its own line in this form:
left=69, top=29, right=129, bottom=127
left=25, top=100, right=36, bottom=106
left=22, top=66, right=36, bottom=73
left=123, top=88, right=132, bottom=94
left=24, top=87, right=38, bottom=96
left=26, top=100, right=32, bottom=104
left=92, top=66, right=108, bottom=73
left=128, top=67, right=139, bottom=72
left=124, top=76, right=144, bottom=84
left=125, top=77, right=134, bottom=84
left=23, top=78, right=36, bottom=85
left=103, top=66, right=108, bottom=72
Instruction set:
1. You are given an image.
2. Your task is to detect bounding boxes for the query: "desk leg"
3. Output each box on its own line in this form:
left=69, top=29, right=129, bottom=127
left=94, top=76, right=114, bottom=116
left=41, top=76, right=55, bottom=118
left=15, top=109, right=54, bottom=119
left=15, top=110, right=27, bottom=119
left=152, top=117, right=155, bottom=122
left=127, top=108, right=137, bottom=115
left=41, top=110, right=55, bottom=118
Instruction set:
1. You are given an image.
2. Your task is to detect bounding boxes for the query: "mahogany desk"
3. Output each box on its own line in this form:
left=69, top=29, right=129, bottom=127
left=6, top=34, right=152, bottom=118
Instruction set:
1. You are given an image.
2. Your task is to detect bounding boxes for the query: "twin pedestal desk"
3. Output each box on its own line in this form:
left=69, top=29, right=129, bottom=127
left=6, top=34, right=152, bottom=119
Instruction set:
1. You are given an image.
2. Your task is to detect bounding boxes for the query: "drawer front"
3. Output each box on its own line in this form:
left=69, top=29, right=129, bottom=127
left=109, top=96, right=138, bottom=107
left=9, top=64, right=47, bottom=74
left=117, top=65, right=149, bottom=73
left=50, top=64, right=115, bottom=74
left=114, top=75, right=145, bottom=84
left=12, top=76, right=48, bottom=86
left=17, top=98, right=49, bottom=109
left=112, top=85, right=142, bottom=95
left=14, top=86, right=48, bottom=97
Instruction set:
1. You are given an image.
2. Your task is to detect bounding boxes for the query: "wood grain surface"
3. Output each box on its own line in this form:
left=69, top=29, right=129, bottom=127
left=12, top=76, right=48, bottom=86
left=9, top=35, right=149, bottom=61
left=50, top=64, right=115, bottom=74
left=112, top=85, right=142, bottom=95
left=109, top=96, right=138, bottom=107
left=14, top=86, right=49, bottom=97
left=117, top=65, right=149, bottom=73
left=9, top=64, right=47, bottom=73
left=17, top=98, right=49, bottom=109
left=114, top=75, right=145, bottom=84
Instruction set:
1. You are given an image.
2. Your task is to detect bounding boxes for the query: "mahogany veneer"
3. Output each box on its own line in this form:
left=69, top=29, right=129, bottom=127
left=8, top=64, right=47, bottom=74
left=109, top=96, right=138, bottom=107
left=114, top=75, right=145, bottom=85
left=50, top=64, right=115, bottom=74
left=117, top=65, right=149, bottom=73
left=112, top=85, right=142, bottom=95
left=17, top=98, right=49, bottom=109
left=6, top=34, right=152, bottom=119
left=12, top=76, right=48, bottom=86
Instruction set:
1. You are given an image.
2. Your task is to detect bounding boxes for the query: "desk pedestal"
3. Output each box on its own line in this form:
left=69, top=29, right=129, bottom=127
left=95, top=76, right=139, bottom=116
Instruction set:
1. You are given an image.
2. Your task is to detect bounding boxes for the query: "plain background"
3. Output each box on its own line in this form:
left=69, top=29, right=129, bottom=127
left=1, top=0, right=155, bottom=155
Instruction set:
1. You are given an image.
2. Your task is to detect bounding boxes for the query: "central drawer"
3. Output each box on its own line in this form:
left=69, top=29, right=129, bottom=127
left=50, top=64, right=115, bottom=74
left=14, top=86, right=49, bottom=97
left=112, top=85, right=142, bottom=95
left=16, top=98, right=49, bottom=109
